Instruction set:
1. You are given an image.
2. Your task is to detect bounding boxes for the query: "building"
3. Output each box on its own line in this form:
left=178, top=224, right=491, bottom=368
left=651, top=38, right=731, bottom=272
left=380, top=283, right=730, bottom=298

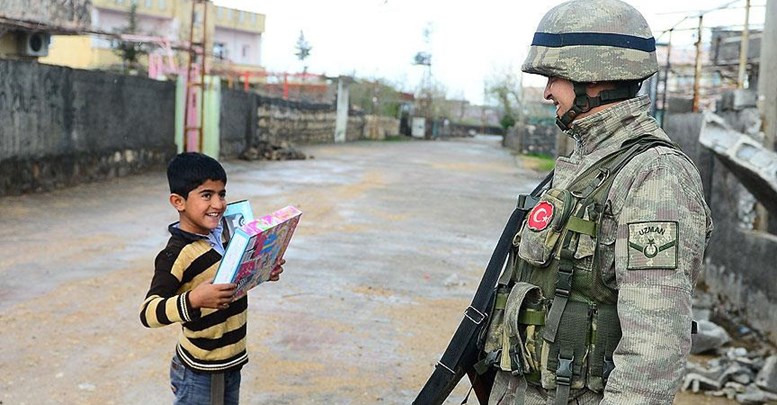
left=0, top=0, right=91, bottom=59
left=39, top=0, right=266, bottom=82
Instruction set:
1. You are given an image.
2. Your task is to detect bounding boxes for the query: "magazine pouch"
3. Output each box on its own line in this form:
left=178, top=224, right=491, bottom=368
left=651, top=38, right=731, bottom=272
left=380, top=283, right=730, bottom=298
left=500, top=282, right=545, bottom=378
left=517, top=188, right=576, bottom=267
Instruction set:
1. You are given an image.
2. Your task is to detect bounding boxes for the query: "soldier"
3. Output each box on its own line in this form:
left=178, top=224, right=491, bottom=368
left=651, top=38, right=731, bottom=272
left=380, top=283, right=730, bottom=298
left=482, top=0, right=714, bottom=404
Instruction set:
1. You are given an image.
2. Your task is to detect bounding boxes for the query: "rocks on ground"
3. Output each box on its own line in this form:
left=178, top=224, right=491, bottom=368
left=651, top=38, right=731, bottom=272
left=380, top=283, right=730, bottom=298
left=240, top=140, right=309, bottom=161
left=683, top=288, right=777, bottom=404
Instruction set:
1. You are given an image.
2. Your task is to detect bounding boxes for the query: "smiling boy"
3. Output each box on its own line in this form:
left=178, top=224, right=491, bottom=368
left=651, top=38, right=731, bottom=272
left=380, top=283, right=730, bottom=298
left=140, top=152, right=282, bottom=404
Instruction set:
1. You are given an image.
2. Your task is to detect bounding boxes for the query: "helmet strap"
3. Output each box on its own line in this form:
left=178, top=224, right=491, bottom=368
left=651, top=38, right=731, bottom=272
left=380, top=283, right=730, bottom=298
left=555, top=81, right=642, bottom=131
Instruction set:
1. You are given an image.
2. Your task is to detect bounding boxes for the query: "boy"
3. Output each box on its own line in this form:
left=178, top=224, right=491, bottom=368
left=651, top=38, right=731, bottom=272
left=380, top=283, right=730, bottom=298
left=140, top=152, right=283, bottom=405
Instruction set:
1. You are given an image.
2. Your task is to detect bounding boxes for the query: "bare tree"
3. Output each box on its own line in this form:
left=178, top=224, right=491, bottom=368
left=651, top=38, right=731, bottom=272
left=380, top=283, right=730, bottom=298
left=485, top=65, right=523, bottom=130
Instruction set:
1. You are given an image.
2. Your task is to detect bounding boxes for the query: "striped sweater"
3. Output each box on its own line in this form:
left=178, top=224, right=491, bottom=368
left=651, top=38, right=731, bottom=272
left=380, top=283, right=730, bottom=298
left=139, top=224, right=248, bottom=373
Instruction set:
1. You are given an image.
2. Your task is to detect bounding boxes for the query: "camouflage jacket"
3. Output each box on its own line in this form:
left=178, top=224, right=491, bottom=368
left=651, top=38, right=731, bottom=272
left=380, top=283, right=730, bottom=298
left=554, top=95, right=713, bottom=404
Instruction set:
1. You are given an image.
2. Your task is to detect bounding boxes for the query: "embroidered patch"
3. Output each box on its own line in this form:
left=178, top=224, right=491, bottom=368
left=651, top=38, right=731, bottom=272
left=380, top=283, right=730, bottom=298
left=627, top=221, right=678, bottom=270
left=527, top=201, right=554, bottom=231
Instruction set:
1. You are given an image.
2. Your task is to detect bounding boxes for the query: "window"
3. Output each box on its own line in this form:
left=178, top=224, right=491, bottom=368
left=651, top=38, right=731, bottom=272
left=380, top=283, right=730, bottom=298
left=159, top=0, right=166, bottom=9
left=213, top=43, right=227, bottom=60
left=145, top=0, right=152, bottom=8
left=239, top=11, right=244, bottom=23
left=242, top=44, right=249, bottom=58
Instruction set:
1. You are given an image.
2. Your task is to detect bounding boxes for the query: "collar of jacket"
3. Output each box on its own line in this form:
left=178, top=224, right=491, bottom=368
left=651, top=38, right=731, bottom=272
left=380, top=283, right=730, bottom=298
left=565, top=95, right=657, bottom=157
left=167, top=222, right=208, bottom=242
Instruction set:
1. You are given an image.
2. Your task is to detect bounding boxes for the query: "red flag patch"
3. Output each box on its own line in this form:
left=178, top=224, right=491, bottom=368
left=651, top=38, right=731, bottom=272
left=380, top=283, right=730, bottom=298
left=527, top=201, right=554, bottom=231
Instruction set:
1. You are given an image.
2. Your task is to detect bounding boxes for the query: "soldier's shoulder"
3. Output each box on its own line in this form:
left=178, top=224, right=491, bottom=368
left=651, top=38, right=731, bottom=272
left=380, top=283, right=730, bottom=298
left=624, top=138, right=696, bottom=175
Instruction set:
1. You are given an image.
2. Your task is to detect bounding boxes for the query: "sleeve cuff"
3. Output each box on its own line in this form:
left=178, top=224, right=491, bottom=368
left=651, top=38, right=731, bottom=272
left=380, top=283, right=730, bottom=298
left=180, top=291, right=202, bottom=322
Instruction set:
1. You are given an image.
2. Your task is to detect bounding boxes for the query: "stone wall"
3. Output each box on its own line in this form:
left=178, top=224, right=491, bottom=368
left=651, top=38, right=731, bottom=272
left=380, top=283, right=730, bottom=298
left=346, top=114, right=365, bottom=142
left=449, top=123, right=504, bottom=137
left=0, top=59, right=176, bottom=195
left=362, top=115, right=399, bottom=140
left=253, top=96, right=370, bottom=146
left=256, top=97, right=339, bottom=145
left=503, top=122, right=559, bottom=156
left=665, top=112, right=777, bottom=345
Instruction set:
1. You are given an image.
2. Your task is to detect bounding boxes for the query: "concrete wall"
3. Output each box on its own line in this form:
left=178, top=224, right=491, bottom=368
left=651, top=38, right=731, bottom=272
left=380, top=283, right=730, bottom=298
left=665, top=112, right=777, bottom=345
left=503, top=122, right=559, bottom=156
left=0, top=0, right=91, bottom=30
left=220, top=88, right=255, bottom=159
left=0, top=59, right=176, bottom=195
left=0, top=61, right=394, bottom=196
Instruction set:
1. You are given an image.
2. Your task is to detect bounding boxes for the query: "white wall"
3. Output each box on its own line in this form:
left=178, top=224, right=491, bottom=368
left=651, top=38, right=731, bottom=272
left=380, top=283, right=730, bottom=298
left=213, top=28, right=262, bottom=66
left=91, top=8, right=176, bottom=49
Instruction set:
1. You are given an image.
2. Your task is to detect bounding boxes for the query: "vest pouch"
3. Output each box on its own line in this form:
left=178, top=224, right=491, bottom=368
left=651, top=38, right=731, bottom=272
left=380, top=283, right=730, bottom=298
left=597, top=207, right=618, bottom=290
left=540, top=300, right=591, bottom=390
left=483, top=286, right=509, bottom=355
left=587, top=304, right=621, bottom=392
left=497, top=282, right=545, bottom=377
left=517, top=188, right=576, bottom=267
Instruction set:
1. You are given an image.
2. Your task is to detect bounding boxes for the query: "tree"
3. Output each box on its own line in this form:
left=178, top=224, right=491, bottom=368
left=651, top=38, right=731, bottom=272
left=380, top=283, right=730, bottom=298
left=295, top=30, right=312, bottom=75
left=486, top=65, right=523, bottom=130
left=112, top=2, right=147, bottom=73
left=349, top=78, right=404, bottom=117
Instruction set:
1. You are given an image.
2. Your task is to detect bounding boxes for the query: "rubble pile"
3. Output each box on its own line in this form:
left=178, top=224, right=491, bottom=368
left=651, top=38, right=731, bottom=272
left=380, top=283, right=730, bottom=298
left=683, top=290, right=777, bottom=404
left=684, top=349, right=777, bottom=404
left=240, top=140, right=308, bottom=161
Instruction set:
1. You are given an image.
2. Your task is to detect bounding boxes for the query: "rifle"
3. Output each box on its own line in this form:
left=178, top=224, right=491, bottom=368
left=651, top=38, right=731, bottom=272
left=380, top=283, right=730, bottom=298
left=413, top=172, right=553, bottom=405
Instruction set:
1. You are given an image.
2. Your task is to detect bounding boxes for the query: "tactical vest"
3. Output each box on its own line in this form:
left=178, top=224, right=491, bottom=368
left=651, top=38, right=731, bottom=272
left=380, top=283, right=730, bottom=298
left=479, top=135, right=678, bottom=405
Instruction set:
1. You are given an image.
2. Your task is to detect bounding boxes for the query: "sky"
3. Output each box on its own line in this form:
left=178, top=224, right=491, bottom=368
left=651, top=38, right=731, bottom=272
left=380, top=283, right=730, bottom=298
left=212, top=0, right=766, bottom=105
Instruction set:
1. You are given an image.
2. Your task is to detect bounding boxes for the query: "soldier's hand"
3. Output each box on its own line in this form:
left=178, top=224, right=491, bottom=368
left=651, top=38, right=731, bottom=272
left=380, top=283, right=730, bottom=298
left=189, top=280, right=237, bottom=309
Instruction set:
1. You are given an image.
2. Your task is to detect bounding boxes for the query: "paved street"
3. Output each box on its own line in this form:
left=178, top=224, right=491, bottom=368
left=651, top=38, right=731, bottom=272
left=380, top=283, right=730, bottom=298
left=0, top=135, right=542, bottom=404
left=0, top=135, right=725, bottom=404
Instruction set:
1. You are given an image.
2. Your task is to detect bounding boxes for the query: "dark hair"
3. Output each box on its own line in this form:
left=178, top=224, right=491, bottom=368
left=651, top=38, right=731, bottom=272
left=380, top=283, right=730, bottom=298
left=167, top=152, right=227, bottom=198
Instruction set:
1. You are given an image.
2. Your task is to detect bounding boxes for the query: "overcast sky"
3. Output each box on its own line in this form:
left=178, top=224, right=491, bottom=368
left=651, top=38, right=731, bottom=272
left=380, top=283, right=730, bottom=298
left=212, top=0, right=766, bottom=105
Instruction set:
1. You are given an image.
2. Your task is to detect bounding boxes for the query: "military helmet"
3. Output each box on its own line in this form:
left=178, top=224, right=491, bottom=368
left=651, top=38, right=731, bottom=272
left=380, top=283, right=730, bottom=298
left=521, top=0, right=659, bottom=82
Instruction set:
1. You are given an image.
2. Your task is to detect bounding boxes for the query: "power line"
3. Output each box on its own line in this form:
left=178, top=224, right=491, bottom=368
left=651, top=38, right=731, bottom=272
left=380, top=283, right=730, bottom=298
left=655, top=0, right=761, bottom=40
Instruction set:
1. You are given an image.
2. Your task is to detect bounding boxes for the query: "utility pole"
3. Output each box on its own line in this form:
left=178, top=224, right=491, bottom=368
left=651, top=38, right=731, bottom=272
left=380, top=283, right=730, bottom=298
left=184, top=0, right=209, bottom=153
left=737, top=0, right=751, bottom=88
left=692, top=15, right=704, bottom=112
left=755, top=0, right=777, bottom=231
left=660, top=29, right=673, bottom=127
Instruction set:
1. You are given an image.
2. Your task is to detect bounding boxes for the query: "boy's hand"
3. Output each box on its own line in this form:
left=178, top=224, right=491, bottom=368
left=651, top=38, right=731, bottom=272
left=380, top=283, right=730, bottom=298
left=189, top=280, right=237, bottom=309
left=269, top=259, right=285, bottom=282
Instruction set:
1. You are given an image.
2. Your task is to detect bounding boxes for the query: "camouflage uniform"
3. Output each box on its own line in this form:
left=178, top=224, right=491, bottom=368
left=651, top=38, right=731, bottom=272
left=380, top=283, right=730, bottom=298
left=488, top=96, right=713, bottom=404
left=486, top=1, right=713, bottom=404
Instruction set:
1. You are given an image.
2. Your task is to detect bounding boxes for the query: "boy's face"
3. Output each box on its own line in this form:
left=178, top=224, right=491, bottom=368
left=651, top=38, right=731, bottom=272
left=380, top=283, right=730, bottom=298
left=170, top=179, right=227, bottom=235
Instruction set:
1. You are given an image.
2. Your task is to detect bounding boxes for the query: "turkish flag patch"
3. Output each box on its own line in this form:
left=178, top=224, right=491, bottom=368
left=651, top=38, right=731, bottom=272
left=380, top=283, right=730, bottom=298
left=527, top=201, right=554, bottom=231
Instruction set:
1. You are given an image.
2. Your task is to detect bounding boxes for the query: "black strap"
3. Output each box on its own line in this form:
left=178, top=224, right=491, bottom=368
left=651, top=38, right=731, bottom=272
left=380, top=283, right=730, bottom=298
left=556, top=82, right=641, bottom=131
left=413, top=171, right=553, bottom=405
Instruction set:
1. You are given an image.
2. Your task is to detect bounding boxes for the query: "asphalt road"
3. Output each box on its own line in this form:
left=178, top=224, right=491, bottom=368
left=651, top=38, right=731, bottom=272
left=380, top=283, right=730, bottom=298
left=0, top=135, right=727, bottom=404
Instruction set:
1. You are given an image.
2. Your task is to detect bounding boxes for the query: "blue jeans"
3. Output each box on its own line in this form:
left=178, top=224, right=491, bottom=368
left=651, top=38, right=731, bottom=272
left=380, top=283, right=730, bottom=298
left=170, top=354, right=241, bottom=405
